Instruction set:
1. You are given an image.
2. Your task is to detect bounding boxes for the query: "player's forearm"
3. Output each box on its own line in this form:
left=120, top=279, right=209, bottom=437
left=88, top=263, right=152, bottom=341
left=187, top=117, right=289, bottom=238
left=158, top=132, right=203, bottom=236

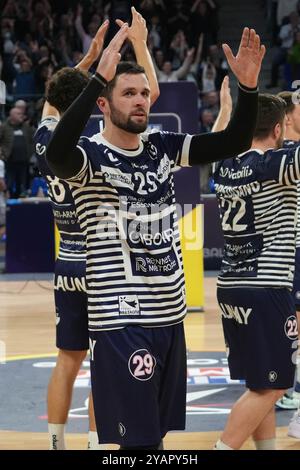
left=212, top=108, right=231, bottom=133
left=189, top=84, right=258, bottom=165
left=76, top=54, right=94, bottom=72
left=46, top=73, right=107, bottom=178
left=132, top=39, right=160, bottom=105
left=75, top=43, right=97, bottom=72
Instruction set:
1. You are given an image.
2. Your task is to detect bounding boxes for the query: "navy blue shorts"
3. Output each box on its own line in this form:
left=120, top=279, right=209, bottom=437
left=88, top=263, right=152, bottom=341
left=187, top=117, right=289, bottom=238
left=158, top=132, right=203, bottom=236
left=54, top=258, right=88, bottom=351
left=89, top=323, right=186, bottom=446
left=292, top=247, right=300, bottom=311
left=217, top=287, right=298, bottom=390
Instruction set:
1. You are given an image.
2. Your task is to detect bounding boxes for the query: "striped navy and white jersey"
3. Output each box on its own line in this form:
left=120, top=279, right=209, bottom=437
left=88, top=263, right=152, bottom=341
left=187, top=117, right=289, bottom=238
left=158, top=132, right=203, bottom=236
left=283, top=139, right=300, bottom=248
left=212, top=146, right=300, bottom=289
left=34, top=117, right=86, bottom=262
left=65, top=131, right=192, bottom=331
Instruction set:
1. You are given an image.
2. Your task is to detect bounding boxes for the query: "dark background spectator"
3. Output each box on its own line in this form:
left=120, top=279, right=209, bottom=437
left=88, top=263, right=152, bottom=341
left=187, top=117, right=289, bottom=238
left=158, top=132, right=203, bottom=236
left=1, top=106, right=34, bottom=198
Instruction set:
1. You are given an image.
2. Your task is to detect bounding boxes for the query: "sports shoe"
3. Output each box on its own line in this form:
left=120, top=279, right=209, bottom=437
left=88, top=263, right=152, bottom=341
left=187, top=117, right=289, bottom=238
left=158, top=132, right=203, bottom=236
left=288, top=411, right=300, bottom=439
left=276, top=393, right=300, bottom=410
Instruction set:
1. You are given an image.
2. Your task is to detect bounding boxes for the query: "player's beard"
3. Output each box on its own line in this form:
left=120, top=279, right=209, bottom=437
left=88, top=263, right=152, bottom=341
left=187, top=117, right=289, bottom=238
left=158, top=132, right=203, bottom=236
left=109, top=101, right=148, bottom=134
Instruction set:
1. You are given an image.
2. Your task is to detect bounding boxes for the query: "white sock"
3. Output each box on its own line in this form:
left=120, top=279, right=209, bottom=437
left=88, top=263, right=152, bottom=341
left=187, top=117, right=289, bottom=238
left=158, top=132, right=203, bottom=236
left=254, top=438, right=276, bottom=450
left=88, top=431, right=109, bottom=450
left=48, top=423, right=66, bottom=450
left=214, top=439, right=234, bottom=450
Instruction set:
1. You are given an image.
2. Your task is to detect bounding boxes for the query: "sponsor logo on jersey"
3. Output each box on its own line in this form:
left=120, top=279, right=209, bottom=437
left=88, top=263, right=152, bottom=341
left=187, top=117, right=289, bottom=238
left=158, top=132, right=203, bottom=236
left=119, top=295, right=140, bottom=315
left=102, top=166, right=134, bottom=189
left=54, top=275, right=86, bottom=292
left=132, top=163, right=149, bottom=170
left=219, top=303, right=252, bottom=325
left=107, top=151, right=121, bottom=167
left=135, top=257, right=147, bottom=273
left=219, top=165, right=253, bottom=180
left=129, top=228, right=173, bottom=247
left=145, top=141, right=158, bottom=160
left=35, top=143, right=46, bottom=155
left=89, top=338, right=96, bottom=361
left=131, top=251, right=179, bottom=276
left=53, top=209, right=77, bottom=219
left=156, top=154, right=171, bottom=181
left=118, top=422, right=126, bottom=436
left=268, top=371, right=278, bottom=382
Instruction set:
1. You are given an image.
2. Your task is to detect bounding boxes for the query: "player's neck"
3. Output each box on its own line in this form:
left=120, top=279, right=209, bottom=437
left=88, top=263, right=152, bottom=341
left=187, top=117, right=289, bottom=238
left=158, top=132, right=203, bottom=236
left=285, top=128, right=300, bottom=142
left=251, top=137, right=277, bottom=152
left=102, top=124, right=140, bottom=150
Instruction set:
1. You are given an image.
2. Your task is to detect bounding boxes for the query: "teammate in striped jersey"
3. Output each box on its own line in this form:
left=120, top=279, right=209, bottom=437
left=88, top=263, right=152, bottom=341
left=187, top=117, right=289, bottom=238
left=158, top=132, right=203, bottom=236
left=34, top=21, right=108, bottom=451
left=275, top=91, right=300, bottom=435
left=212, top=88, right=299, bottom=450
left=46, top=26, right=265, bottom=449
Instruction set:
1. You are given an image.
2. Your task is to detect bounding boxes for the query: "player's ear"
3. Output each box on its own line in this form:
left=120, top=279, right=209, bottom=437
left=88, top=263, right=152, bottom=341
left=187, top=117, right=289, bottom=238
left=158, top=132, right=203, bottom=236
left=273, top=122, right=281, bottom=139
left=97, top=97, right=107, bottom=113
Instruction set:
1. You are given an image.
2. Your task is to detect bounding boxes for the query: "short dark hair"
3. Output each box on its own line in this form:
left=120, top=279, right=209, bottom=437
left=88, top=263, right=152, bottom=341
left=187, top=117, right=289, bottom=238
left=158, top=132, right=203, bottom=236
left=46, top=67, right=89, bottom=114
left=100, top=61, right=146, bottom=100
left=254, top=94, right=286, bottom=140
left=277, top=91, right=295, bottom=114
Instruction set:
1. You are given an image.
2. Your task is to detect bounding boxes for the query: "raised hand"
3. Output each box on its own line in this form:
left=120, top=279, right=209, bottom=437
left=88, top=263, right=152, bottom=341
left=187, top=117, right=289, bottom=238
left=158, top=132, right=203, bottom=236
left=76, top=3, right=83, bottom=17
left=87, top=19, right=110, bottom=62
left=116, top=6, right=160, bottom=105
left=116, top=6, right=147, bottom=44
left=76, top=19, right=109, bottom=71
left=186, top=48, right=195, bottom=59
left=96, top=23, right=128, bottom=82
left=212, top=76, right=233, bottom=132
left=220, top=75, right=232, bottom=114
left=222, top=28, right=266, bottom=88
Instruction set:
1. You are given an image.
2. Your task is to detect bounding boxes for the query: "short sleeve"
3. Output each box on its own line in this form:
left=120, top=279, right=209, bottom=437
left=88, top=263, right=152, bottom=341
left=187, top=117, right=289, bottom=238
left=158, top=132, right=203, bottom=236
left=149, top=131, right=193, bottom=168
left=257, top=146, right=300, bottom=185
